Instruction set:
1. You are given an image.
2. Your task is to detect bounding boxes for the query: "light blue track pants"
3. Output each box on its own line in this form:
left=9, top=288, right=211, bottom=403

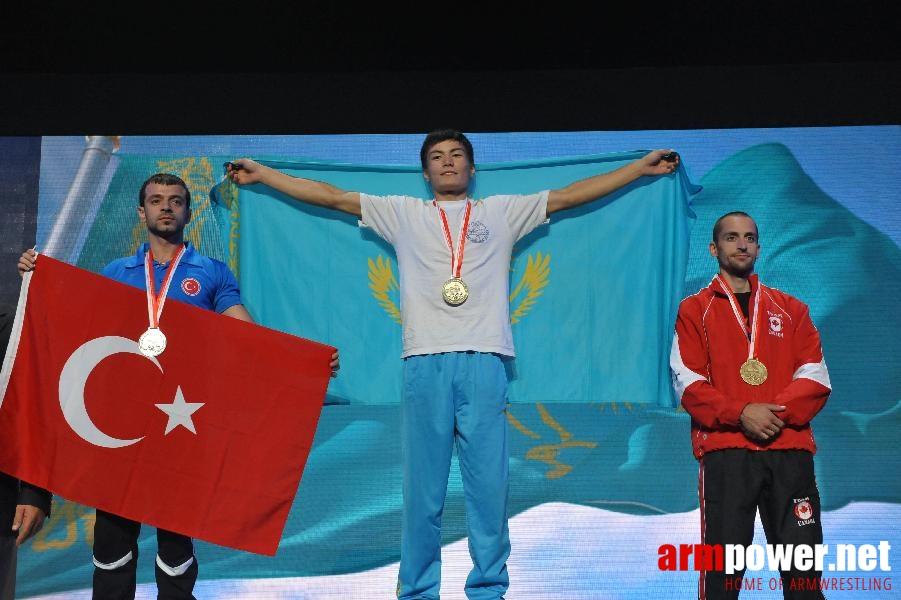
left=397, top=352, right=510, bottom=600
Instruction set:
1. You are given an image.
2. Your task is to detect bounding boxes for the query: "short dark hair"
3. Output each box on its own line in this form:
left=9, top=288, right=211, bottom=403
left=138, top=173, right=191, bottom=208
left=712, top=211, right=757, bottom=242
left=419, top=129, right=474, bottom=170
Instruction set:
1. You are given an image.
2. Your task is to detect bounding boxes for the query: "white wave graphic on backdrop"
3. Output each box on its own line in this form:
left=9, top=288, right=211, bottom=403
left=24, top=502, right=897, bottom=599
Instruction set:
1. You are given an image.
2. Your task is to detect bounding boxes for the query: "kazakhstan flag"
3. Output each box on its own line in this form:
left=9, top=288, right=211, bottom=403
left=210, top=151, right=700, bottom=408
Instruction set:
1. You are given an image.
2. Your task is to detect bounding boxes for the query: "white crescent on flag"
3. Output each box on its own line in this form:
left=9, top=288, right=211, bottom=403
left=58, top=335, right=157, bottom=448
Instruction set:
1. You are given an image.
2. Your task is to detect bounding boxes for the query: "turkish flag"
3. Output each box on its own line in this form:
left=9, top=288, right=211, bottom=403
left=0, top=256, right=334, bottom=555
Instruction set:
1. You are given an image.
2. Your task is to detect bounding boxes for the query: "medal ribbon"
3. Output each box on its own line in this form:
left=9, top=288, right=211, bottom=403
left=715, top=274, right=764, bottom=361
left=144, top=244, right=187, bottom=330
left=434, top=199, right=472, bottom=280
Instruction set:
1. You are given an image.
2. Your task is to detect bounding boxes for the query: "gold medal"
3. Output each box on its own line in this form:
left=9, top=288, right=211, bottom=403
left=715, top=276, right=769, bottom=387
left=442, top=277, right=469, bottom=306
left=434, top=199, right=472, bottom=308
left=740, top=358, right=768, bottom=386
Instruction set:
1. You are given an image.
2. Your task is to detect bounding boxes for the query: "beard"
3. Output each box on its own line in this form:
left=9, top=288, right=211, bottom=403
left=146, top=221, right=185, bottom=240
left=720, top=255, right=755, bottom=279
left=147, top=216, right=186, bottom=239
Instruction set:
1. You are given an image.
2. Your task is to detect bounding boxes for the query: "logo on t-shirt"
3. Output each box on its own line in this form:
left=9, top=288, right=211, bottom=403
left=467, top=221, right=489, bottom=243
left=181, top=278, right=201, bottom=296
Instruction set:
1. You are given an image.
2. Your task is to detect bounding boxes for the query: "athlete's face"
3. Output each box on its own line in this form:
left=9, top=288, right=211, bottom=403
left=422, top=140, right=475, bottom=197
left=138, top=183, right=192, bottom=238
left=709, top=215, right=760, bottom=279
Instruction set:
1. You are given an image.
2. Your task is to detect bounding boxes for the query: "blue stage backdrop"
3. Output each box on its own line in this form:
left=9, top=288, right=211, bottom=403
left=8, top=126, right=901, bottom=599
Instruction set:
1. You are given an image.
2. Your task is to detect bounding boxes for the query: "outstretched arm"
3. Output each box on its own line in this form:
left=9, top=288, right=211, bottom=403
left=227, top=159, right=362, bottom=217
left=546, top=149, right=679, bottom=215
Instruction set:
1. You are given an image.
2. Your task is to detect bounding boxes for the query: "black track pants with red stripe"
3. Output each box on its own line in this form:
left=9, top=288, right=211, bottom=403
left=699, top=449, right=825, bottom=600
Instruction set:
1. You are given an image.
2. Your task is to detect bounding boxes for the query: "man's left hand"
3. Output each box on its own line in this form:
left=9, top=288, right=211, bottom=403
left=330, top=350, right=340, bottom=378
left=642, top=149, right=680, bottom=176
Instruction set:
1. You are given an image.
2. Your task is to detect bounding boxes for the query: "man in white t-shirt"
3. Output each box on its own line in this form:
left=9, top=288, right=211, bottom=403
left=227, top=130, right=679, bottom=600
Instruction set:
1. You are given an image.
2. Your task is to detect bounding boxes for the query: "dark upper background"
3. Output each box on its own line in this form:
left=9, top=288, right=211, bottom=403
left=0, top=3, right=898, bottom=305
left=0, top=2, right=899, bottom=134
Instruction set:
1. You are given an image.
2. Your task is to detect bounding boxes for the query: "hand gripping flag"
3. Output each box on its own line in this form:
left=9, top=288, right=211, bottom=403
left=0, top=256, right=334, bottom=555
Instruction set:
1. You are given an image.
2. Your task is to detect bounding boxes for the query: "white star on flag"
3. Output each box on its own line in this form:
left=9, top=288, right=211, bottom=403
left=155, top=386, right=205, bottom=434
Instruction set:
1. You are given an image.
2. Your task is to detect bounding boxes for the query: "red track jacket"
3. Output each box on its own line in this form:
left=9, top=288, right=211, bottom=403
left=670, top=274, right=831, bottom=459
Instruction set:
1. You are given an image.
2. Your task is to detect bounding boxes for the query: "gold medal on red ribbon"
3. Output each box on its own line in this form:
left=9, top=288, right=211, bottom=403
left=739, top=357, right=768, bottom=386
left=141, top=244, right=186, bottom=357
left=434, top=199, right=473, bottom=306
left=715, top=275, right=769, bottom=387
left=442, top=277, right=469, bottom=306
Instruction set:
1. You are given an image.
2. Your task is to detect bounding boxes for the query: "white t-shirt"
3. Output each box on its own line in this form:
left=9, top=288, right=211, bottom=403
left=360, top=192, right=549, bottom=358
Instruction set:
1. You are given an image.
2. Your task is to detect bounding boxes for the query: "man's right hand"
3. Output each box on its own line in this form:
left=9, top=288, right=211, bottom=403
left=739, top=403, right=786, bottom=441
left=17, top=248, right=37, bottom=277
left=12, top=504, right=46, bottom=547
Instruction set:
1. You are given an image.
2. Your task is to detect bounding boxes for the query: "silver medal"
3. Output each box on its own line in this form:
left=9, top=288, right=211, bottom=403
left=138, top=327, right=167, bottom=357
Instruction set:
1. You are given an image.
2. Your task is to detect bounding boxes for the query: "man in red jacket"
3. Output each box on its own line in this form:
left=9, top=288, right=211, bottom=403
left=670, top=211, right=831, bottom=599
